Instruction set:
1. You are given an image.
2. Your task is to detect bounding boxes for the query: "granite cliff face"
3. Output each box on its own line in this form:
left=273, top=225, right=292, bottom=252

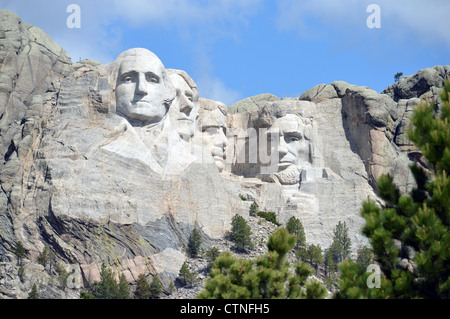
left=0, top=10, right=448, bottom=298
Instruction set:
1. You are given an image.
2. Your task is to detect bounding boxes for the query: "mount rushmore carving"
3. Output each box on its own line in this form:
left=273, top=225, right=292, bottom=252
left=2, top=10, right=448, bottom=298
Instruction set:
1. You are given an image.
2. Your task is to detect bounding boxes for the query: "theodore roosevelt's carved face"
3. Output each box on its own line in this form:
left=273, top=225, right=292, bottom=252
left=199, top=101, right=228, bottom=172
left=115, top=49, right=170, bottom=124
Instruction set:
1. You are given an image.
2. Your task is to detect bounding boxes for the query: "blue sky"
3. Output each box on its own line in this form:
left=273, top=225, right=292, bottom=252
left=1, top=0, right=449, bottom=106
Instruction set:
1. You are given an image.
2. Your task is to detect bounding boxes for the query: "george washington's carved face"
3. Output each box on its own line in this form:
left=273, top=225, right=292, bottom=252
left=115, top=49, right=169, bottom=124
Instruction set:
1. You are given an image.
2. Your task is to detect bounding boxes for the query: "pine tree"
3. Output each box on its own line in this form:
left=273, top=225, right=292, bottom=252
left=37, top=246, right=50, bottom=268
left=18, top=266, right=25, bottom=283
left=13, top=241, right=27, bottom=265
left=196, top=228, right=327, bottom=299
left=134, top=274, right=151, bottom=299
left=187, top=227, right=202, bottom=258
left=118, top=273, right=130, bottom=299
left=149, top=275, right=163, bottom=299
left=249, top=201, right=259, bottom=216
left=336, top=79, right=450, bottom=299
left=323, top=244, right=338, bottom=278
left=95, top=263, right=119, bottom=299
left=298, top=243, right=323, bottom=276
left=27, top=283, right=40, bottom=299
left=356, top=246, right=374, bottom=271
left=178, top=262, right=196, bottom=288
left=204, top=246, right=220, bottom=271
left=332, top=221, right=352, bottom=263
left=228, top=214, right=254, bottom=252
left=394, top=72, right=403, bottom=82
left=286, top=216, right=306, bottom=251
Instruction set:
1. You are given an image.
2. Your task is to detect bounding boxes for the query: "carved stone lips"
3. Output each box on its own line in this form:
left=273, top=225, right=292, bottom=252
left=211, top=147, right=225, bottom=160
left=177, top=117, right=193, bottom=123
left=278, top=160, right=294, bottom=168
left=132, top=99, right=152, bottom=104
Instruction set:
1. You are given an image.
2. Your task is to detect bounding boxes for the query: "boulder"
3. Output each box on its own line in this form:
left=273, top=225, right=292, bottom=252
left=299, top=84, right=338, bottom=102
left=228, top=93, right=280, bottom=114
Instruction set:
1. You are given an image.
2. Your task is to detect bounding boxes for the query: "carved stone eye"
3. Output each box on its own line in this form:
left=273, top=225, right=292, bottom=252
left=146, top=73, right=160, bottom=83
left=286, top=135, right=300, bottom=143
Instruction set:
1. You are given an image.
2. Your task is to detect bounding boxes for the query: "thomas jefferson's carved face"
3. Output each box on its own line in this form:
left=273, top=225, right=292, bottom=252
left=115, top=50, right=168, bottom=123
left=169, top=73, right=198, bottom=140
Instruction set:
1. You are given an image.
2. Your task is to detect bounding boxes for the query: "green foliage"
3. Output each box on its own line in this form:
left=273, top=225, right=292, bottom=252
left=204, top=246, right=220, bottom=270
left=56, top=263, right=70, bottom=288
left=149, top=275, right=163, bottom=299
left=13, top=241, right=27, bottom=265
left=356, top=246, right=374, bottom=271
left=249, top=201, right=259, bottom=216
left=266, top=227, right=296, bottom=266
left=18, top=266, right=25, bottom=283
left=187, top=227, right=202, bottom=258
left=118, top=273, right=131, bottom=299
left=37, top=246, right=55, bottom=270
left=239, top=194, right=248, bottom=201
left=134, top=274, right=151, bottom=299
left=80, top=291, right=96, bottom=299
left=197, top=228, right=327, bottom=299
left=297, top=244, right=323, bottom=276
left=323, top=247, right=338, bottom=289
left=321, top=221, right=352, bottom=283
left=332, top=221, right=352, bottom=263
left=27, top=283, right=40, bottom=299
left=337, top=79, right=450, bottom=299
left=335, top=260, right=392, bottom=299
left=168, top=281, right=175, bottom=294
left=82, top=263, right=130, bottom=299
left=96, top=263, right=120, bottom=299
left=257, top=211, right=281, bottom=226
left=286, top=216, right=306, bottom=250
left=178, top=261, right=197, bottom=288
left=228, top=214, right=254, bottom=252
left=394, top=72, right=403, bottom=82
left=80, top=290, right=95, bottom=299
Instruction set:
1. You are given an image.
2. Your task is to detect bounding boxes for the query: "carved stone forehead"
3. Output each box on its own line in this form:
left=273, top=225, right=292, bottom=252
left=170, top=73, right=193, bottom=92
left=199, top=99, right=227, bottom=127
left=116, top=48, right=165, bottom=76
left=201, top=108, right=227, bottom=128
left=269, top=114, right=304, bottom=134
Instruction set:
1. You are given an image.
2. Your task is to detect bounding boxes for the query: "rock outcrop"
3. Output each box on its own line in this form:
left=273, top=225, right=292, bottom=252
left=0, top=10, right=447, bottom=299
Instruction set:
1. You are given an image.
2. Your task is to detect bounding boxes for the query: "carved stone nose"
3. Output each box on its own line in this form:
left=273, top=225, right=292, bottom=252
left=278, top=139, right=288, bottom=158
left=136, top=73, right=148, bottom=95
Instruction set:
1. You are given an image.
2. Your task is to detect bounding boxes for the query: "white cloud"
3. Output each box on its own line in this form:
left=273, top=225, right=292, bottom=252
left=380, top=0, right=450, bottom=48
left=191, top=47, right=242, bottom=106
left=276, top=0, right=450, bottom=49
left=0, top=0, right=122, bottom=63
left=110, top=0, right=262, bottom=28
left=196, top=75, right=242, bottom=106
